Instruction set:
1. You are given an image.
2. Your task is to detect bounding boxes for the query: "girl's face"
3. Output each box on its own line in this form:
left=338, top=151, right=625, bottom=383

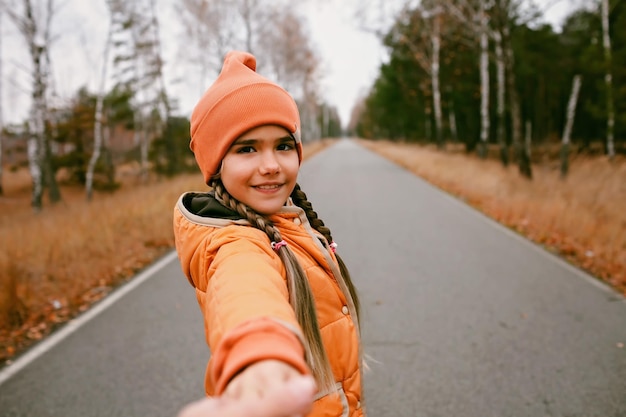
left=220, top=125, right=300, bottom=215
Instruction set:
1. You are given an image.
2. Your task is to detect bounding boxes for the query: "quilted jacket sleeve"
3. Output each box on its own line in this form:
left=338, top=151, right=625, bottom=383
left=194, top=226, right=309, bottom=393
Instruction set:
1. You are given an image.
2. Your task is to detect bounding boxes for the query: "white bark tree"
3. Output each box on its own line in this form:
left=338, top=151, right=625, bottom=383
left=396, top=2, right=445, bottom=147
left=430, top=9, right=444, bottom=148
left=1, top=0, right=61, bottom=209
left=561, top=74, right=582, bottom=177
left=601, top=0, right=614, bottom=160
left=86, top=7, right=114, bottom=201
left=477, top=0, right=490, bottom=158
left=446, top=0, right=515, bottom=165
left=446, top=0, right=494, bottom=157
left=108, top=0, right=169, bottom=181
left=503, top=23, right=530, bottom=177
left=496, top=0, right=531, bottom=178
left=493, top=30, right=508, bottom=166
left=145, top=0, right=170, bottom=177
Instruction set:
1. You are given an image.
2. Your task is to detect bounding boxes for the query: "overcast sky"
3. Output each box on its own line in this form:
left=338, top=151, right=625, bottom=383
left=1, top=0, right=578, bottom=127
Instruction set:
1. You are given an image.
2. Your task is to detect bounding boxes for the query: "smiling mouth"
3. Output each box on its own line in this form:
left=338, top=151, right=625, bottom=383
left=254, top=184, right=282, bottom=190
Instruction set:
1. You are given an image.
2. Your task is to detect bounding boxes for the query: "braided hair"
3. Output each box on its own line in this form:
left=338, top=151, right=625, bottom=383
left=211, top=180, right=342, bottom=394
left=289, top=183, right=360, bottom=318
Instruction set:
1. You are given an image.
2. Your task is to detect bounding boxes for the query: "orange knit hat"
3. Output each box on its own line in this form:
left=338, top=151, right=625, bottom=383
left=190, top=50, right=302, bottom=184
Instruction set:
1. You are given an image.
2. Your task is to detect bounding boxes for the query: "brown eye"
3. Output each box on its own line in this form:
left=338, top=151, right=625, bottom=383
left=236, top=146, right=256, bottom=154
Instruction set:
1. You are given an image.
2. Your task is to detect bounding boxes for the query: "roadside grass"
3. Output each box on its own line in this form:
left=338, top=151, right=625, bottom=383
left=0, top=139, right=332, bottom=364
left=359, top=139, right=626, bottom=298
left=0, top=170, right=201, bottom=361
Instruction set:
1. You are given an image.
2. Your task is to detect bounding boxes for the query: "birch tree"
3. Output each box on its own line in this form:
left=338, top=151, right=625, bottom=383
left=395, top=2, right=446, bottom=148
left=1, top=0, right=61, bottom=209
left=108, top=0, right=169, bottom=181
left=446, top=0, right=494, bottom=158
left=477, top=0, right=491, bottom=158
left=430, top=0, right=522, bottom=166
left=86, top=7, right=113, bottom=201
left=440, top=0, right=516, bottom=164
left=601, top=0, right=614, bottom=159
left=430, top=7, right=444, bottom=148
left=493, top=29, right=508, bottom=166
left=504, top=23, right=531, bottom=178
left=446, top=0, right=493, bottom=158
left=561, top=74, right=582, bottom=178
left=495, top=0, right=532, bottom=178
left=146, top=0, right=171, bottom=175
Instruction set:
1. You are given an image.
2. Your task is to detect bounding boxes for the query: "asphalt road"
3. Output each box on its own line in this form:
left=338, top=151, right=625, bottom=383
left=1, top=139, right=625, bottom=417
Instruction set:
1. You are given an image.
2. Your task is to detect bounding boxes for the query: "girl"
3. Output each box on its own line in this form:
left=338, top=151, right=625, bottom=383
left=173, top=51, right=364, bottom=417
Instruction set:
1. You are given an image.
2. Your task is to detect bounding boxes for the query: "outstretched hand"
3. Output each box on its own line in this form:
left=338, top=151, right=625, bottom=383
left=223, top=360, right=309, bottom=402
left=177, top=365, right=316, bottom=417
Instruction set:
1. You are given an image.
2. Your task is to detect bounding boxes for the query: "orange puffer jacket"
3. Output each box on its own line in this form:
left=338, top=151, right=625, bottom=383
left=173, top=191, right=364, bottom=417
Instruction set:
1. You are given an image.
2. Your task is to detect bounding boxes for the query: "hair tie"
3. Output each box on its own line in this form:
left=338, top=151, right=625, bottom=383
left=329, top=242, right=338, bottom=253
left=271, top=240, right=288, bottom=251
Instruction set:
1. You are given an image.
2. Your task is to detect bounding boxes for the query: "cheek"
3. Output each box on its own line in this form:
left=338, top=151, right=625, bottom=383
left=219, top=157, right=247, bottom=188
left=283, top=154, right=301, bottom=177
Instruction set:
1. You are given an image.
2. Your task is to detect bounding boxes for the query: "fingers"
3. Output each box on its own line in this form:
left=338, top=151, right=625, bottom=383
left=176, top=375, right=317, bottom=417
left=223, top=360, right=304, bottom=402
left=265, top=375, right=317, bottom=416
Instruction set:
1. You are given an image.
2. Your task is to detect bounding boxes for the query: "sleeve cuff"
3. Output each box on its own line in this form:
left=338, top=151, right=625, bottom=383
left=211, top=318, right=310, bottom=394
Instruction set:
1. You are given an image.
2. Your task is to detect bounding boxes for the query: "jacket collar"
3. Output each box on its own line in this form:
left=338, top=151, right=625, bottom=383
left=182, top=191, right=242, bottom=219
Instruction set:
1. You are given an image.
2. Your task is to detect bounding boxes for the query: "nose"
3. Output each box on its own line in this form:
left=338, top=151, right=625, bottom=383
left=259, top=150, right=280, bottom=175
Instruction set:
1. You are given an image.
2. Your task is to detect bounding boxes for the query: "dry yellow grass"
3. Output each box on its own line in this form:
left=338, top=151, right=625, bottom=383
left=0, top=172, right=202, bottom=354
left=359, top=139, right=626, bottom=296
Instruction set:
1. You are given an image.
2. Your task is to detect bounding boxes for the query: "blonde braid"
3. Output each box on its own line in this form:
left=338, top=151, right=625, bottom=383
left=212, top=181, right=337, bottom=394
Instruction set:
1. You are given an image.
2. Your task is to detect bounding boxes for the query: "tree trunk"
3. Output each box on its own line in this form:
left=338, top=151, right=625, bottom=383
left=424, top=100, right=433, bottom=142
left=561, top=75, right=582, bottom=178
left=87, top=16, right=113, bottom=200
left=103, top=124, right=115, bottom=187
left=494, top=31, right=508, bottom=167
left=448, top=98, right=458, bottom=142
left=524, top=120, right=532, bottom=161
left=601, top=0, right=615, bottom=160
left=140, top=128, right=149, bottom=181
left=431, top=13, right=444, bottom=149
left=478, top=0, right=490, bottom=159
left=30, top=53, right=46, bottom=210
left=148, top=0, right=172, bottom=171
left=42, top=139, right=60, bottom=202
left=503, top=25, right=531, bottom=179
left=12, top=0, right=62, bottom=209
left=27, top=136, right=42, bottom=209
left=32, top=51, right=60, bottom=205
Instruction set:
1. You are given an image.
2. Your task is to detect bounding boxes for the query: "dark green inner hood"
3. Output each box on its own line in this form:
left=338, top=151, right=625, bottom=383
left=182, top=191, right=243, bottom=220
